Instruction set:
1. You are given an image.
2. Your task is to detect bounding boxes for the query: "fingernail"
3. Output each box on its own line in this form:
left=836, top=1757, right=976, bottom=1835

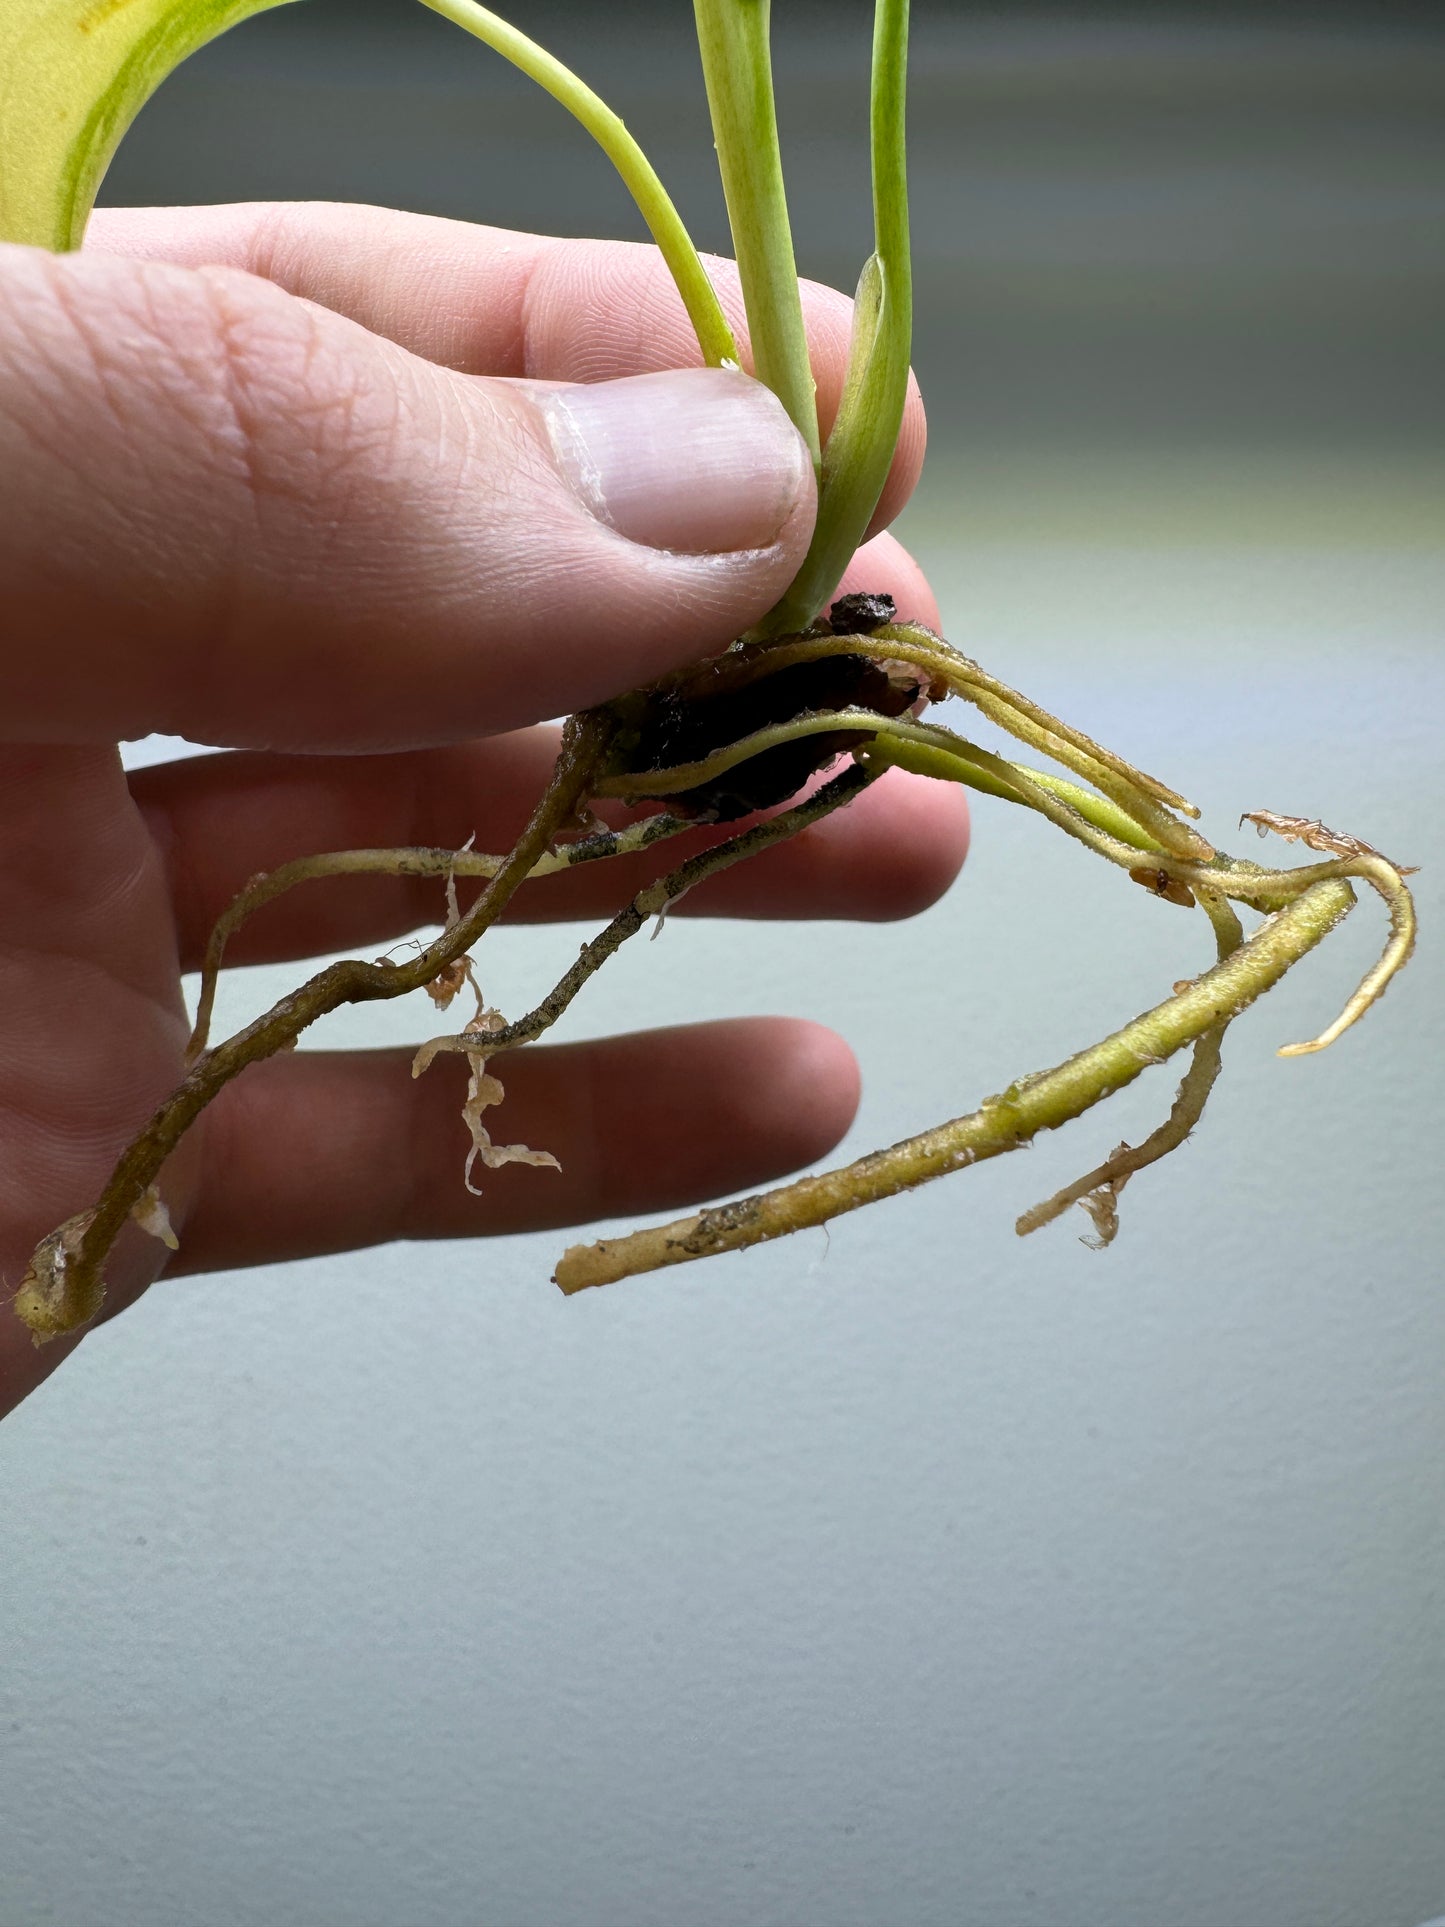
left=539, top=368, right=812, bottom=554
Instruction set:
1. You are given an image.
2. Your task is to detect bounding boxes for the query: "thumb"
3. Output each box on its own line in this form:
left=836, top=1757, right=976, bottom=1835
left=0, top=247, right=816, bottom=750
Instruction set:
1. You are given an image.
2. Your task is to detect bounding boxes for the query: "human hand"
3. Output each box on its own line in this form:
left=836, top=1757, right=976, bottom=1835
left=0, top=202, right=968, bottom=1415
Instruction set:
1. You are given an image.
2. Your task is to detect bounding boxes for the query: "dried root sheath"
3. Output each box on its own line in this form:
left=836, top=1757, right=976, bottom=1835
left=15, top=712, right=614, bottom=1342
left=12, top=1213, right=99, bottom=1338
left=1240, top=809, right=1418, bottom=874
left=130, top=1184, right=180, bottom=1251
left=552, top=880, right=1355, bottom=1292
left=1016, top=893, right=1244, bottom=1244
left=410, top=914, right=561, bottom=1191
left=187, top=811, right=694, bottom=1058
left=410, top=767, right=875, bottom=1200
left=444, top=1009, right=561, bottom=1194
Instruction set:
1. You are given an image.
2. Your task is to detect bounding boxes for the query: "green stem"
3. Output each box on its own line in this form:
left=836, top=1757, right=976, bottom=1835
left=763, top=0, right=913, bottom=631
left=419, top=0, right=737, bottom=368
left=692, top=0, right=820, bottom=462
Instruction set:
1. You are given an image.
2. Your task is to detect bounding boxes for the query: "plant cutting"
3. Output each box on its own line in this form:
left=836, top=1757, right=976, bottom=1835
left=0, top=0, right=1418, bottom=1340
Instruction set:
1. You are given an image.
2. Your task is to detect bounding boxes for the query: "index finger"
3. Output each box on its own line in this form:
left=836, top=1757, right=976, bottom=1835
left=85, top=201, right=927, bottom=536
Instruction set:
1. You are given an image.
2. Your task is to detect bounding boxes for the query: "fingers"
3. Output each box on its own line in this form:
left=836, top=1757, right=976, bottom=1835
left=138, top=745, right=970, bottom=970
left=0, top=243, right=814, bottom=751
left=131, top=531, right=965, bottom=970
left=87, top=202, right=926, bottom=534
left=169, top=1018, right=860, bottom=1272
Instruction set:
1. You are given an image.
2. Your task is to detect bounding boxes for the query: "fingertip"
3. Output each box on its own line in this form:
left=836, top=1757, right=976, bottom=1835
left=866, top=365, right=928, bottom=536
left=741, top=1016, right=862, bottom=1169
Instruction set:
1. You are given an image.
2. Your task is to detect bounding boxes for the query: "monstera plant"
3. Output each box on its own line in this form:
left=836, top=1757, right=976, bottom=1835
left=0, top=0, right=1416, bottom=1338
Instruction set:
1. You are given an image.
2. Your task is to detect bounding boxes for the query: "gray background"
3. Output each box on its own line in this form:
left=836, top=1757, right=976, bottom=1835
left=3, top=4, right=1443, bottom=1923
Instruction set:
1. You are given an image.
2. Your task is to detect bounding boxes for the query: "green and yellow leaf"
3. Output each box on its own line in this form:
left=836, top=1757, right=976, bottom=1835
left=0, top=0, right=302, bottom=251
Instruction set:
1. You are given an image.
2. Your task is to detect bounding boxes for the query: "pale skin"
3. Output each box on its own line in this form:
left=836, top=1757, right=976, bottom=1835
left=0, top=201, right=969, bottom=1417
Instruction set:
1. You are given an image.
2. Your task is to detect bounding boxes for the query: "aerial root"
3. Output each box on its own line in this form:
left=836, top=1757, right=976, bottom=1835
left=1270, top=852, right=1417, bottom=1056
left=1017, top=886, right=1240, bottom=1244
left=185, top=811, right=694, bottom=1059
left=11, top=713, right=613, bottom=1341
left=553, top=881, right=1350, bottom=1293
left=1015, top=1027, right=1225, bottom=1245
left=11, top=637, right=1423, bottom=1338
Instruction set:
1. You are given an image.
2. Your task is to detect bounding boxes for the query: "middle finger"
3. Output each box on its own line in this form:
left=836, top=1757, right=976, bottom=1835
left=135, top=726, right=970, bottom=972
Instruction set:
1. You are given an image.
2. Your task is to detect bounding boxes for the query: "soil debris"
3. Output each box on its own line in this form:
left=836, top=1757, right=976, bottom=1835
left=828, top=591, right=897, bottom=634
